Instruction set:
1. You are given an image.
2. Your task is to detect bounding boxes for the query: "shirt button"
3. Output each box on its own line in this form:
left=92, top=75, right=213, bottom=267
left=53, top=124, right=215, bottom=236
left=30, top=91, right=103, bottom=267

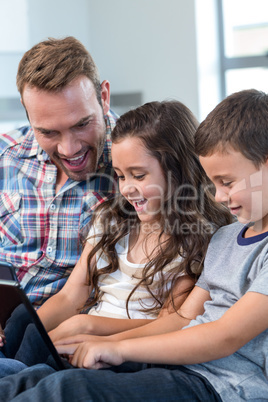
left=50, top=204, right=56, bottom=210
left=47, top=246, right=53, bottom=253
left=47, top=176, right=53, bottom=182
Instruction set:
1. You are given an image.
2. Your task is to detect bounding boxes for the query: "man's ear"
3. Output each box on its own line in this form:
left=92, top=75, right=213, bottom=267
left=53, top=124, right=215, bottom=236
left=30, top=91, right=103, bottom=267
left=20, top=98, right=30, bottom=122
left=100, top=80, right=110, bottom=115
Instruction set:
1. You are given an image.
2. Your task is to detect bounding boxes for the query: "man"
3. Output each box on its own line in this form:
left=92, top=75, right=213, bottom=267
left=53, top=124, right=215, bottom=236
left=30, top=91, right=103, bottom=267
left=0, top=36, right=118, bottom=308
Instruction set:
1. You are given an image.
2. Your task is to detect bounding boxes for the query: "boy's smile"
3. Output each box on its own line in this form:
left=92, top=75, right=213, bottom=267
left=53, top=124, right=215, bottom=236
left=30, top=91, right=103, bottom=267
left=200, top=147, right=268, bottom=234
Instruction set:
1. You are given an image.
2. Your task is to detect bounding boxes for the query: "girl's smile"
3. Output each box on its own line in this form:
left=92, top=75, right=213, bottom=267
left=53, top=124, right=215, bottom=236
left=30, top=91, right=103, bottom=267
left=128, top=198, right=148, bottom=213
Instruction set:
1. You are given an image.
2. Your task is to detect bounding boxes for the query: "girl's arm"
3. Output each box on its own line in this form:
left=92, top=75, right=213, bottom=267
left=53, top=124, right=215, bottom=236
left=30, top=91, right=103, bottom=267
left=55, top=285, right=208, bottom=349
left=61, top=290, right=268, bottom=369
left=158, top=275, right=196, bottom=318
left=48, top=315, right=152, bottom=343
left=49, top=274, right=196, bottom=343
left=38, top=241, right=94, bottom=332
left=106, top=284, right=208, bottom=341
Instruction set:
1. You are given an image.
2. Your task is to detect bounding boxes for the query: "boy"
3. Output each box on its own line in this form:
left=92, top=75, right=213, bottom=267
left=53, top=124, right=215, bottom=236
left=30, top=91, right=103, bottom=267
left=0, top=89, right=267, bottom=401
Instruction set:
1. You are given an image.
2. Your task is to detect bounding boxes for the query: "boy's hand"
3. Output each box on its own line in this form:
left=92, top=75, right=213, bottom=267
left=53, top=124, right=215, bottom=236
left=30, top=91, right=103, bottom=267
left=56, top=340, right=124, bottom=369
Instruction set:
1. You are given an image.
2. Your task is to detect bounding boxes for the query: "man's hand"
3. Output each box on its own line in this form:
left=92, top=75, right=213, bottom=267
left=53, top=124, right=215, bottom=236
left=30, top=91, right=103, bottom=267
left=0, top=325, right=6, bottom=348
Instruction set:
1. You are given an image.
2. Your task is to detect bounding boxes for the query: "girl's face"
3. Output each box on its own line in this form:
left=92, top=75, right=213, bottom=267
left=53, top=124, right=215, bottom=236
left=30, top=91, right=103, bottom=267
left=111, top=136, right=166, bottom=227
left=200, top=147, right=268, bottom=234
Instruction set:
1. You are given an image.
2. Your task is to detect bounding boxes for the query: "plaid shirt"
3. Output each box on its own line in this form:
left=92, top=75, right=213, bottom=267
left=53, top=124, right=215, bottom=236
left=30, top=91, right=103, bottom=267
left=0, top=110, right=118, bottom=308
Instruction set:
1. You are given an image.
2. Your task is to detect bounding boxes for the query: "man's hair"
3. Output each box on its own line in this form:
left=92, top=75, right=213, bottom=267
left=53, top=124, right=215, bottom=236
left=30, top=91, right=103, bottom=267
left=17, top=36, right=102, bottom=104
left=195, top=89, right=268, bottom=167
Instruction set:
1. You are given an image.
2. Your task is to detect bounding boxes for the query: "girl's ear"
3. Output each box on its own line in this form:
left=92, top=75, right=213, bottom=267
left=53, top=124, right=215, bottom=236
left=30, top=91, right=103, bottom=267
left=100, top=80, right=110, bottom=115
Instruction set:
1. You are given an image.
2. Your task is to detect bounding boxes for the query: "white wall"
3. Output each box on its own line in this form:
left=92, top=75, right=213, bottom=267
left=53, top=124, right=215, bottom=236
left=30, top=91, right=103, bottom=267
left=0, top=0, right=201, bottom=131
left=88, top=0, right=199, bottom=117
left=27, top=0, right=91, bottom=49
left=0, top=0, right=93, bottom=131
left=0, top=0, right=29, bottom=98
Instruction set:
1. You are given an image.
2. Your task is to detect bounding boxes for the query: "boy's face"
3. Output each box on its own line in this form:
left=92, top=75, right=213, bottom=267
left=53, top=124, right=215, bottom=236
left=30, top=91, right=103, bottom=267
left=200, top=147, right=268, bottom=234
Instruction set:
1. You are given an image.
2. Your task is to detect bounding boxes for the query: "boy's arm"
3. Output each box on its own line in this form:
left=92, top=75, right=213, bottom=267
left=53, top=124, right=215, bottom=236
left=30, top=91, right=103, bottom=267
left=116, top=291, right=268, bottom=366
left=38, top=241, right=94, bottom=331
left=99, top=291, right=268, bottom=368
left=57, top=289, right=268, bottom=369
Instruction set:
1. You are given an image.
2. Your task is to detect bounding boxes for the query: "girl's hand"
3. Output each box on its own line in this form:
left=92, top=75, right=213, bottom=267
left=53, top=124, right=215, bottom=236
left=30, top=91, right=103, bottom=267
left=56, top=340, right=124, bottom=369
left=53, top=333, right=108, bottom=347
left=48, top=315, right=90, bottom=343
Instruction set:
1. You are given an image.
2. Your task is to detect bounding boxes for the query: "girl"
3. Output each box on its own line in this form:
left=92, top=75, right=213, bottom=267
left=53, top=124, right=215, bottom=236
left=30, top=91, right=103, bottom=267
left=36, top=100, right=231, bottom=345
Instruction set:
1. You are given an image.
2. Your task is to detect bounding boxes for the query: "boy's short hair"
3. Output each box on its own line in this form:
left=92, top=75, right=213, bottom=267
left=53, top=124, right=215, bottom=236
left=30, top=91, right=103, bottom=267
left=195, top=89, right=268, bottom=167
left=17, top=36, right=101, bottom=104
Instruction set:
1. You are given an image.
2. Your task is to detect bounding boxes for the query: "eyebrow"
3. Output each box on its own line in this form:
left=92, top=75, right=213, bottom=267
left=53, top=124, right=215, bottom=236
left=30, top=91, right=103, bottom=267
left=73, top=115, right=92, bottom=127
left=34, top=115, right=93, bottom=133
left=212, top=174, right=233, bottom=181
left=113, top=165, right=147, bottom=171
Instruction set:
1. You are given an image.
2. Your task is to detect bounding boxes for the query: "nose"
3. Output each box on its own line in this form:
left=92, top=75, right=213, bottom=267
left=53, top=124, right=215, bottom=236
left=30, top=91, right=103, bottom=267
left=120, top=180, right=138, bottom=198
left=57, top=132, right=82, bottom=157
left=215, top=186, right=229, bottom=204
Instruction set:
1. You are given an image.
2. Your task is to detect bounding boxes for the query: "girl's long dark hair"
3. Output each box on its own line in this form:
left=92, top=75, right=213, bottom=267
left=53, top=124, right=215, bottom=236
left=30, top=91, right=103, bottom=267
left=85, top=101, right=233, bottom=316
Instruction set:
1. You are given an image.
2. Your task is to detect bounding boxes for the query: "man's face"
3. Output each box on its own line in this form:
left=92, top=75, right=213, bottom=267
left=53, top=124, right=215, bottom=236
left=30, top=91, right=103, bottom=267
left=22, top=76, right=110, bottom=181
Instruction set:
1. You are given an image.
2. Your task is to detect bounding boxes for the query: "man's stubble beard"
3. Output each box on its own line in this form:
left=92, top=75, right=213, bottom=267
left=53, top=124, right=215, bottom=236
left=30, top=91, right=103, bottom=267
left=51, top=129, right=106, bottom=183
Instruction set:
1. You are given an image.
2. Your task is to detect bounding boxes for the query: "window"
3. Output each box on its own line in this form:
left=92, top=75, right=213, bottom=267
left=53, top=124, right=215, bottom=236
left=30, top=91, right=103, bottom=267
left=217, top=0, right=268, bottom=97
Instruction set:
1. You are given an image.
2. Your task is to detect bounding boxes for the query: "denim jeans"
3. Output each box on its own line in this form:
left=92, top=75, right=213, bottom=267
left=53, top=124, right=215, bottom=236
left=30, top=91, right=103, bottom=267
left=0, top=302, right=63, bottom=382
left=0, top=303, right=31, bottom=378
left=0, top=362, right=222, bottom=402
left=0, top=352, right=27, bottom=379
left=2, top=303, right=58, bottom=367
